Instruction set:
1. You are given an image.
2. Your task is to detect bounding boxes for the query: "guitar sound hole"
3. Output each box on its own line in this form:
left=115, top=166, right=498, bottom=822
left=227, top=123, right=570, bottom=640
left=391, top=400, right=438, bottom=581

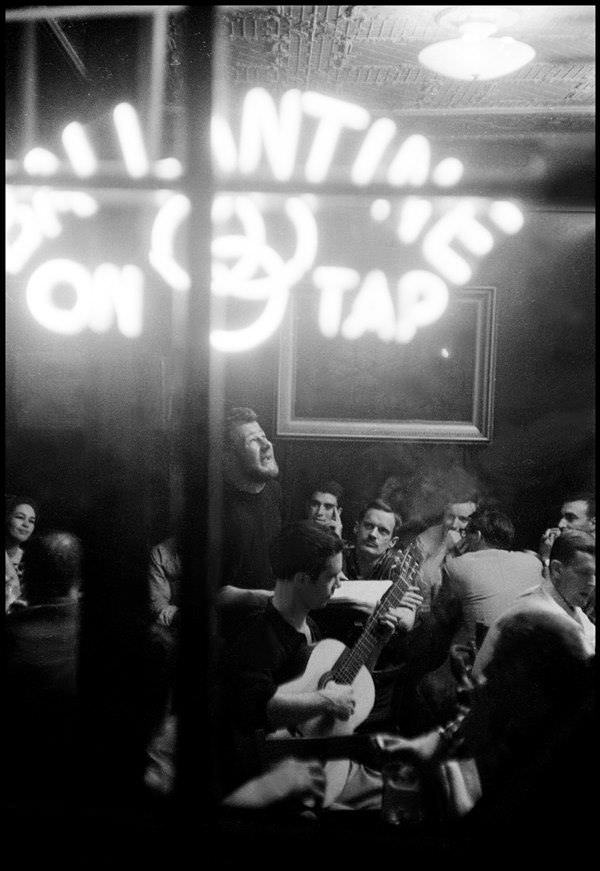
left=317, top=671, right=336, bottom=690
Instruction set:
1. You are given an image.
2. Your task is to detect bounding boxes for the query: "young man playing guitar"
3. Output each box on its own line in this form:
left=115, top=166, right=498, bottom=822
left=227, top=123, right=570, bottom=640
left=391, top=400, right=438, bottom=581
left=219, top=520, right=422, bottom=810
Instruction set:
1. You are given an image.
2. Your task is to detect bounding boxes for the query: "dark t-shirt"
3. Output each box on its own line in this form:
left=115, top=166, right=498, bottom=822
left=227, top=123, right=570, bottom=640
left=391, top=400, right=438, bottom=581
left=220, top=601, right=318, bottom=733
left=218, top=602, right=319, bottom=793
left=221, top=478, right=284, bottom=591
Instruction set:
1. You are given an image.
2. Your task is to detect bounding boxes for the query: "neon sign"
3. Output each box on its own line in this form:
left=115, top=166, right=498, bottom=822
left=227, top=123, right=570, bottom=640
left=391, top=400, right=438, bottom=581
left=6, top=92, right=524, bottom=350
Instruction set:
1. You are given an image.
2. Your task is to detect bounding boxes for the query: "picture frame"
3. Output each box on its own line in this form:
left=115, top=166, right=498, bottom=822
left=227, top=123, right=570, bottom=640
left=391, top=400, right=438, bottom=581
left=277, top=286, right=497, bottom=442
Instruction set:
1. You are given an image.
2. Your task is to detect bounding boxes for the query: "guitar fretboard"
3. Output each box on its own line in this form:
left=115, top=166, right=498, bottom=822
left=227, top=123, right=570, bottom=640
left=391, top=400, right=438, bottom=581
left=332, top=542, right=422, bottom=685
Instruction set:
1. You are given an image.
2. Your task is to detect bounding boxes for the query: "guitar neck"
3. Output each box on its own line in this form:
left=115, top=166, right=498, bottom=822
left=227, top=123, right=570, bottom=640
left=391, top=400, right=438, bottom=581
left=333, top=542, right=422, bottom=685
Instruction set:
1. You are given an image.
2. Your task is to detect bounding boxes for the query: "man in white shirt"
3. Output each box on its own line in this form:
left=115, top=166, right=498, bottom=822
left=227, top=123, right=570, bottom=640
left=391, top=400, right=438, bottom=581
left=474, top=528, right=595, bottom=677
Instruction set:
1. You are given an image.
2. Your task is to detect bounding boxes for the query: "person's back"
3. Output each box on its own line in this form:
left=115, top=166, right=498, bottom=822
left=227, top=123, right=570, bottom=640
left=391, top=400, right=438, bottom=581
left=445, top=547, right=543, bottom=645
left=441, top=506, right=542, bottom=644
left=474, top=529, right=596, bottom=677
left=434, top=609, right=595, bottom=862
left=401, top=507, right=542, bottom=730
left=5, top=531, right=83, bottom=806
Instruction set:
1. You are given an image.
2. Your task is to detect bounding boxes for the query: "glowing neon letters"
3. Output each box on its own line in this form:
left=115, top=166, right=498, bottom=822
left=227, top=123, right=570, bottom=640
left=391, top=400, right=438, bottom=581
left=314, top=267, right=449, bottom=345
left=6, top=93, right=525, bottom=348
left=214, top=88, right=455, bottom=188
left=26, top=259, right=143, bottom=337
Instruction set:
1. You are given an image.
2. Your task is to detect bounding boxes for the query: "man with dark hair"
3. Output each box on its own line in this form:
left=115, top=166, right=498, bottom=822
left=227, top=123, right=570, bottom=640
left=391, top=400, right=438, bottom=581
left=538, top=492, right=596, bottom=569
left=219, top=407, right=286, bottom=629
left=343, top=498, right=405, bottom=581
left=443, top=496, right=479, bottom=545
left=474, top=528, right=595, bottom=676
left=539, top=492, right=595, bottom=563
left=439, top=505, right=544, bottom=645
left=383, top=607, right=594, bottom=856
left=5, top=530, right=83, bottom=805
left=219, top=520, right=411, bottom=808
left=416, top=493, right=479, bottom=614
left=24, top=529, right=83, bottom=600
left=537, top=491, right=595, bottom=620
left=305, top=479, right=344, bottom=538
left=459, top=505, right=515, bottom=552
left=401, top=506, right=543, bottom=730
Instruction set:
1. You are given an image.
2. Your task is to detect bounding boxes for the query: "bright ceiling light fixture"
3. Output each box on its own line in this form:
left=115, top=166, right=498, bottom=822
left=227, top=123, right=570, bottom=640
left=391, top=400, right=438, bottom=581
left=418, top=6, right=535, bottom=81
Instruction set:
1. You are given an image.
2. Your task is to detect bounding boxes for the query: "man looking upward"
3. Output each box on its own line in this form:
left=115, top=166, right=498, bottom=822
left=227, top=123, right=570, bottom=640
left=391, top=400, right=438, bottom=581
left=219, top=407, right=285, bottom=628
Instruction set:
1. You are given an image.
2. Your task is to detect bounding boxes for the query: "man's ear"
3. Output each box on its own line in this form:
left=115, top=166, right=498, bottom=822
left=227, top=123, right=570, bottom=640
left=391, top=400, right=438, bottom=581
left=389, top=535, right=398, bottom=550
left=549, top=558, right=562, bottom=580
left=292, top=571, right=310, bottom=586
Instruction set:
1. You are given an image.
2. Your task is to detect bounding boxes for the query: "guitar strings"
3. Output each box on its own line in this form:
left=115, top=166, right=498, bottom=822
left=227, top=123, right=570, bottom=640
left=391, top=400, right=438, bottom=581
left=332, top=540, right=422, bottom=685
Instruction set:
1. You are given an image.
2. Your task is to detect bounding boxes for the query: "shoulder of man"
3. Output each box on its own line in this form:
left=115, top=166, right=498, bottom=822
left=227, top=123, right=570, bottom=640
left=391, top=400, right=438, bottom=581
left=220, top=606, right=278, bottom=660
left=444, top=549, right=485, bottom=576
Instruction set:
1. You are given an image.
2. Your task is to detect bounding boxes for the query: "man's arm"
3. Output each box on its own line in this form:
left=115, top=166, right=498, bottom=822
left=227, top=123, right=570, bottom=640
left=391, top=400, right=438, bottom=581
left=403, top=567, right=462, bottom=679
left=368, top=586, right=424, bottom=668
left=217, top=585, right=273, bottom=611
left=148, top=546, right=178, bottom=626
left=223, top=759, right=326, bottom=809
left=267, top=682, right=355, bottom=729
left=471, top=619, right=500, bottom=679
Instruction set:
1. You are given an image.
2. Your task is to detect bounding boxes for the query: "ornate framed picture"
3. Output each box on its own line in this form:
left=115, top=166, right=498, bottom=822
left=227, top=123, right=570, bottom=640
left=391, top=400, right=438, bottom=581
left=277, top=286, right=497, bottom=442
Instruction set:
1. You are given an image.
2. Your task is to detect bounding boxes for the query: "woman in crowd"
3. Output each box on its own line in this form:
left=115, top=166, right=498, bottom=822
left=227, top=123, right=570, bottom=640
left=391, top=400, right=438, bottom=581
left=5, top=494, right=38, bottom=612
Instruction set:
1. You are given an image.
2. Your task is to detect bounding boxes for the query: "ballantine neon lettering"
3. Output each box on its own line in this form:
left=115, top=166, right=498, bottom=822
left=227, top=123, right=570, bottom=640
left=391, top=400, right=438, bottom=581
left=6, top=95, right=525, bottom=348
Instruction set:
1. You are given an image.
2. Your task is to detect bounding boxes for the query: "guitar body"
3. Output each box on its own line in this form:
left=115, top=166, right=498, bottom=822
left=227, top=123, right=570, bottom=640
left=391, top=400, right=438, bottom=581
left=273, top=638, right=376, bottom=807
left=268, top=542, right=422, bottom=807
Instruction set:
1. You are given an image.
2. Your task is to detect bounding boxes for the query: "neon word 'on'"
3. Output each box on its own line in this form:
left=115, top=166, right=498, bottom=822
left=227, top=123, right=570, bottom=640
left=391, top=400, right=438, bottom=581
left=26, top=259, right=143, bottom=337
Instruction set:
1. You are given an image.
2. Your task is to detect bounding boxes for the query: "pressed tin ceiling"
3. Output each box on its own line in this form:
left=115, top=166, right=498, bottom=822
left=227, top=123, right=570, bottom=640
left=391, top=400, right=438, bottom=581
left=216, top=5, right=595, bottom=137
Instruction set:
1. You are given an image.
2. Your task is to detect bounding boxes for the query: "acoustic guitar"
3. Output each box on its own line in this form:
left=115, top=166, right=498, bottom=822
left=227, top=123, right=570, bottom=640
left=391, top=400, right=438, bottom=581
left=271, top=539, right=423, bottom=807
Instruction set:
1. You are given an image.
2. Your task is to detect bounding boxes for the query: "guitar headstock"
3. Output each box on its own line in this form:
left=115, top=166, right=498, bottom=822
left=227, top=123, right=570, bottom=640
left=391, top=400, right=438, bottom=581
left=406, top=536, right=424, bottom=565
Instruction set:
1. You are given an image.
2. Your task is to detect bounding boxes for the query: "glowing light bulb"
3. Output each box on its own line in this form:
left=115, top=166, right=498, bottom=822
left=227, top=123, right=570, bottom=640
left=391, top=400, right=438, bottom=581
left=419, top=20, right=535, bottom=82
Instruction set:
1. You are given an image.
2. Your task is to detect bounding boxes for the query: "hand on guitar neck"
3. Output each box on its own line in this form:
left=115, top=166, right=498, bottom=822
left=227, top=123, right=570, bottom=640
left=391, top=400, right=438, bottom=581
left=376, top=586, right=423, bottom=636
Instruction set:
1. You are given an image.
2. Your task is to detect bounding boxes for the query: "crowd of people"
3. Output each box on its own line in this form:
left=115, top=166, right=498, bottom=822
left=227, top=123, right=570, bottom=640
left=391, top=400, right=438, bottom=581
left=4, top=405, right=596, bottom=855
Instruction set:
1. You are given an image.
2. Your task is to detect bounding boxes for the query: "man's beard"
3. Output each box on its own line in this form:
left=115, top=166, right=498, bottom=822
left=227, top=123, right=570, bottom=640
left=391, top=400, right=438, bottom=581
left=245, top=457, right=279, bottom=481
